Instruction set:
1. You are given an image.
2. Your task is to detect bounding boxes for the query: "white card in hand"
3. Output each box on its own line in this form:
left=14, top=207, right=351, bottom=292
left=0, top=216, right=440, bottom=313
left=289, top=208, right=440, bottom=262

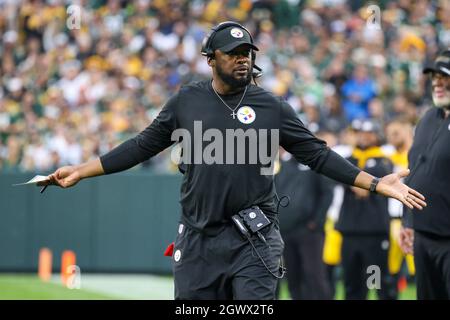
left=13, top=175, right=50, bottom=186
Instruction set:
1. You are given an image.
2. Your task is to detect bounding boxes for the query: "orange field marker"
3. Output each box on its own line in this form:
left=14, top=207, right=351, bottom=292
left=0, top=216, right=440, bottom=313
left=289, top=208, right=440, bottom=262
left=61, top=250, right=76, bottom=286
left=38, top=248, right=52, bottom=282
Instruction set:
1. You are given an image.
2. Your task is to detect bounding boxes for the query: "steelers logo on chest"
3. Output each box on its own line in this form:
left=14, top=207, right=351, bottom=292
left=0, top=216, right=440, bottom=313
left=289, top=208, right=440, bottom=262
left=237, top=106, right=256, bottom=124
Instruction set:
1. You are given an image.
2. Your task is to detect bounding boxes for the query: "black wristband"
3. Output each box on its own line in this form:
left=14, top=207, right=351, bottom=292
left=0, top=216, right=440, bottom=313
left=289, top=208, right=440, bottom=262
left=369, top=177, right=380, bottom=193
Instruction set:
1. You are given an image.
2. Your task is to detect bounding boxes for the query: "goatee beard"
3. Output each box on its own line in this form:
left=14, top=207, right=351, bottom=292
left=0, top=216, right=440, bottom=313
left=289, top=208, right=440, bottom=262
left=433, top=99, right=450, bottom=110
left=216, top=64, right=252, bottom=90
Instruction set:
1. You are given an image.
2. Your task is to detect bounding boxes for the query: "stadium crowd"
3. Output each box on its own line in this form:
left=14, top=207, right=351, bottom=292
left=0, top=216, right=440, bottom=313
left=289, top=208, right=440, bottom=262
left=0, top=0, right=449, bottom=173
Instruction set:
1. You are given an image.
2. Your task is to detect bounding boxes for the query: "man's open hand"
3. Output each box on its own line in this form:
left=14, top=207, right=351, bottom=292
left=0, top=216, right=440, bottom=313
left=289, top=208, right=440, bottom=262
left=377, top=169, right=426, bottom=210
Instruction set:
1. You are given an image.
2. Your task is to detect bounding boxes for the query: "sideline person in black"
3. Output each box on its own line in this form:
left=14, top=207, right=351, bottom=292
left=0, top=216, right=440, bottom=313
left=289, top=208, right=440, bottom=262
left=40, top=21, right=426, bottom=300
left=399, top=49, right=450, bottom=300
left=336, top=119, right=397, bottom=300
left=275, top=147, right=334, bottom=299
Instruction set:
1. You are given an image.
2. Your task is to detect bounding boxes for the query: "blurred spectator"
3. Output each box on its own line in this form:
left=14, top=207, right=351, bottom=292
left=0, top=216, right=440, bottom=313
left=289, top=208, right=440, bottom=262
left=3, top=136, right=23, bottom=172
left=21, top=133, right=52, bottom=171
left=341, top=64, right=377, bottom=121
left=368, top=98, right=388, bottom=125
left=321, top=84, right=347, bottom=133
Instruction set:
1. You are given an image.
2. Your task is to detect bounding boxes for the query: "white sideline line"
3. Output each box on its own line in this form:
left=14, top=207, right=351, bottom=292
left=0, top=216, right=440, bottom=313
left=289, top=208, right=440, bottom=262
left=52, top=274, right=174, bottom=300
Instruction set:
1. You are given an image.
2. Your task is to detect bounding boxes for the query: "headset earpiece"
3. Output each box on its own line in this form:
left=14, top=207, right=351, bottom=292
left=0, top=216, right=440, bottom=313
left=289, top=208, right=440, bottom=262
left=200, top=35, right=210, bottom=57
left=201, top=31, right=215, bottom=57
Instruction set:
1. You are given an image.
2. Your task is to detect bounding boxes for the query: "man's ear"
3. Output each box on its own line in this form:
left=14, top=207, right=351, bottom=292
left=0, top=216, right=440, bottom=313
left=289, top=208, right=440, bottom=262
left=207, top=56, right=215, bottom=67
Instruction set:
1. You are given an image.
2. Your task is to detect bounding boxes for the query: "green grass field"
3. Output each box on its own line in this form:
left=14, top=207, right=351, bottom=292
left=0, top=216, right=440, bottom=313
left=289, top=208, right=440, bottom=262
left=278, top=279, right=416, bottom=300
left=0, top=274, right=416, bottom=300
left=0, top=275, right=115, bottom=300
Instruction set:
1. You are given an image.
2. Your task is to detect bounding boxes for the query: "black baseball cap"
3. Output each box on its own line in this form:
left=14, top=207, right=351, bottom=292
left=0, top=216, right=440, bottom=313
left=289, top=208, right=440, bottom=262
left=351, top=119, right=382, bottom=135
left=210, top=26, right=259, bottom=53
left=423, top=49, right=450, bottom=76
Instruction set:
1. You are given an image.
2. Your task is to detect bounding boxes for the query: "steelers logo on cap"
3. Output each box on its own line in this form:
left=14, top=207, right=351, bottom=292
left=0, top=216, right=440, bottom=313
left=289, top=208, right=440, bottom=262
left=237, top=106, right=256, bottom=124
left=230, top=28, right=244, bottom=38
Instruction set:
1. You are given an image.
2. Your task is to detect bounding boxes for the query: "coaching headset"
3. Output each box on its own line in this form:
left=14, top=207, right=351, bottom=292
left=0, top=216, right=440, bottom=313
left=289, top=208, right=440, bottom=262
left=201, top=21, right=263, bottom=80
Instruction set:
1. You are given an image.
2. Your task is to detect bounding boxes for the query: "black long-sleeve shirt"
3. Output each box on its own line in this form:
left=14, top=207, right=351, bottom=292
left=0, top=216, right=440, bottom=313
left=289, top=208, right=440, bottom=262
left=100, top=81, right=360, bottom=231
left=403, top=107, right=450, bottom=237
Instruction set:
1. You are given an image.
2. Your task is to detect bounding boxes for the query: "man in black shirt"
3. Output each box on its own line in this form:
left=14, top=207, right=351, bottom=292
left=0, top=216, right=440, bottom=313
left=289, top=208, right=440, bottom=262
left=400, top=49, right=450, bottom=299
left=40, top=21, right=425, bottom=300
left=336, top=119, right=397, bottom=300
left=275, top=147, right=334, bottom=299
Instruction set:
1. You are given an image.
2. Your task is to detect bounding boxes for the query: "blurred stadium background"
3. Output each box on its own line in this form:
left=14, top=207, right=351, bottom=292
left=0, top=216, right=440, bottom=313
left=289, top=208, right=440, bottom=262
left=1, top=0, right=449, bottom=299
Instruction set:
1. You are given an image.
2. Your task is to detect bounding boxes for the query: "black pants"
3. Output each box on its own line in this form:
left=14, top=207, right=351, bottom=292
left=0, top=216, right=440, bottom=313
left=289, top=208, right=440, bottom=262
left=282, top=228, right=332, bottom=299
left=341, top=234, right=397, bottom=300
left=173, top=222, right=284, bottom=300
left=414, top=231, right=450, bottom=300
left=326, top=264, right=340, bottom=299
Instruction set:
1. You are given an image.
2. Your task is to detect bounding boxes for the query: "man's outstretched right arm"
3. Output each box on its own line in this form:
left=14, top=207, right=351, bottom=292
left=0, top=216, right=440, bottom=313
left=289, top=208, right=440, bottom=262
left=39, top=93, right=179, bottom=189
